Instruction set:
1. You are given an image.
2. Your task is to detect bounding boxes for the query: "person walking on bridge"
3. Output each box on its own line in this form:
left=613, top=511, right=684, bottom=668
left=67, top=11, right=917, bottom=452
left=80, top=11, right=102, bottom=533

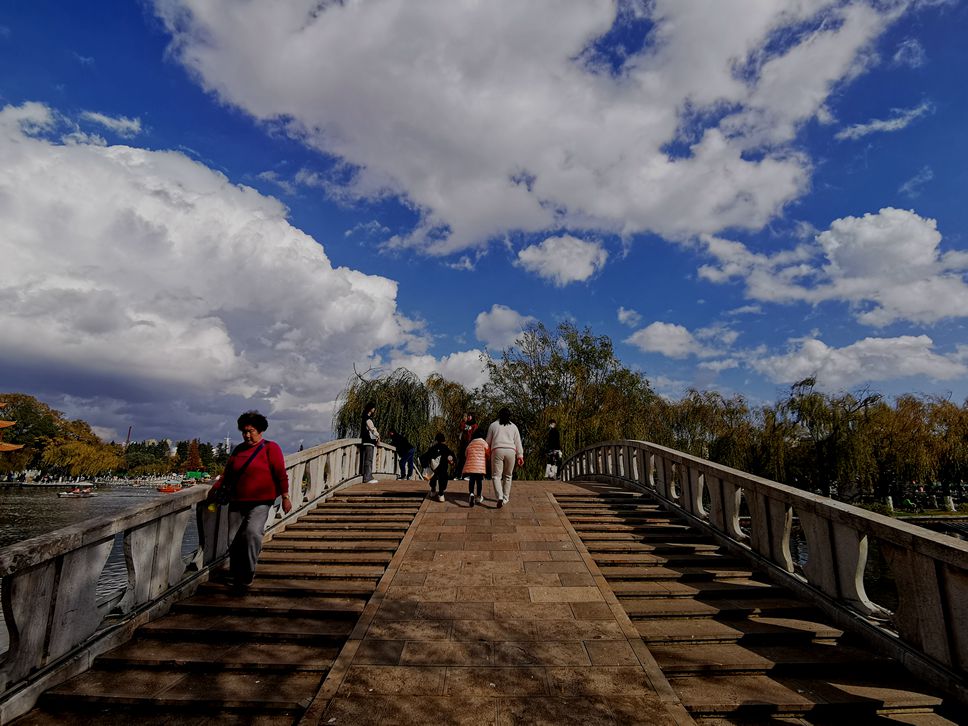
left=462, top=427, right=489, bottom=507
left=545, top=420, right=562, bottom=479
left=422, top=432, right=455, bottom=502
left=388, top=428, right=415, bottom=480
left=486, top=407, right=523, bottom=508
left=207, top=410, right=291, bottom=593
left=360, top=401, right=380, bottom=484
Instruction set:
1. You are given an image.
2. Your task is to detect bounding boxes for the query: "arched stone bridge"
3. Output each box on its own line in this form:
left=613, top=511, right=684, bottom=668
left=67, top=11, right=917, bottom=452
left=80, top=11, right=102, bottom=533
left=1, top=439, right=965, bottom=724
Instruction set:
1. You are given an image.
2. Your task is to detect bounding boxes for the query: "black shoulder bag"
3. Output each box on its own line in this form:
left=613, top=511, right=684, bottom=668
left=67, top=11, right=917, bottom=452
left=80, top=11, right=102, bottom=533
left=215, top=441, right=266, bottom=505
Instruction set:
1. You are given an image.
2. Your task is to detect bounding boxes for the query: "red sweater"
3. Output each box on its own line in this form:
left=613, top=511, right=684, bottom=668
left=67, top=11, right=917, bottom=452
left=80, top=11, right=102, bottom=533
left=215, top=440, right=289, bottom=503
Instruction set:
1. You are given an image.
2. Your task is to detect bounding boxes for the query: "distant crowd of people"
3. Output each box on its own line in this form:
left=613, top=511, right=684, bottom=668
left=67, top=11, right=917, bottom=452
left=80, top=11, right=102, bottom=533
left=357, top=403, right=563, bottom=508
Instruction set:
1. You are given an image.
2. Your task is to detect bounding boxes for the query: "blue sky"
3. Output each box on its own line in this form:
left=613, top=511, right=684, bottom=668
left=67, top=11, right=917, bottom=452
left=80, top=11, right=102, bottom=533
left=1, top=0, right=967, bottom=448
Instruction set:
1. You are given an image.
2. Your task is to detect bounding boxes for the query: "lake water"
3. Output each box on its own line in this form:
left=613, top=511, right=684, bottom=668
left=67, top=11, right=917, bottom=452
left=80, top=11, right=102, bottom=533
left=0, top=484, right=201, bottom=654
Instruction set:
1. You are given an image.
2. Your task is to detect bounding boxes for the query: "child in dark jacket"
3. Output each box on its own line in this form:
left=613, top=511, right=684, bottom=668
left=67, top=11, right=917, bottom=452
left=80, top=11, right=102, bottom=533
left=422, top=433, right=455, bottom=502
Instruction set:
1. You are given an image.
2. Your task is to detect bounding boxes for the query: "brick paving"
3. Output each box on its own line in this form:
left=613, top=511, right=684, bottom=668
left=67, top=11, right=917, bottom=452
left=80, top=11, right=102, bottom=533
left=302, top=480, right=690, bottom=725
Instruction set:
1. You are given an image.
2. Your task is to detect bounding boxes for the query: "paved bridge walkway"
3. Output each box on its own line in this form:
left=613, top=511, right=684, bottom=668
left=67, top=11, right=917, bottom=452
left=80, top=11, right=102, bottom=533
left=14, top=479, right=961, bottom=725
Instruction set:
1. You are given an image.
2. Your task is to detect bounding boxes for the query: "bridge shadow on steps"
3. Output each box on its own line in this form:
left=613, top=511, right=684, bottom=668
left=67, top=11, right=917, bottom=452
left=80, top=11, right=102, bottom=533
left=554, top=487, right=965, bottom=725
left=12, top=487, right=426, bottom=726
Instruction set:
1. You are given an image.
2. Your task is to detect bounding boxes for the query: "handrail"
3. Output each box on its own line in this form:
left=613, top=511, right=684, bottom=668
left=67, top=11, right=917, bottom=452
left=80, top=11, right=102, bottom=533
left=563, top=439, right=968, bottom=706
left=0, top=438, right=398, bottom=721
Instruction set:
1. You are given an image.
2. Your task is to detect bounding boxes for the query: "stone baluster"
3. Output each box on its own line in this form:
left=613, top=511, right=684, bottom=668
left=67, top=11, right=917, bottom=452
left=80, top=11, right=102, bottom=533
left=880, top=543, right=957, bottom=668
left=798, top=511, right=883, bottom=616
left=682, top=466, right=706, bottom=519
left=744, top=491, right=793, bottom=572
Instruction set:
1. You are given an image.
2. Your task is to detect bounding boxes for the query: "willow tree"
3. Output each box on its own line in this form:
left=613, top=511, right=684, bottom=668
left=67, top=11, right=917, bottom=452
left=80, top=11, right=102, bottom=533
left=332, top=368, right=433, bottom=450
left=482, top=322, right=658, bottom=478
left=425, top=373, right=476, bottom=446
left=39, top=419, right=123, bottom=478
left=927, top=396, right=968, bottom=496
left=780, top=378, right=880, bottom=499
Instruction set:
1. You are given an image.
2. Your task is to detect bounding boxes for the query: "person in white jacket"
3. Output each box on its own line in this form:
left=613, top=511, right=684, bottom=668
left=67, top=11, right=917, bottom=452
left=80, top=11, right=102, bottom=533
left=485, top=407, right=524, bottom=507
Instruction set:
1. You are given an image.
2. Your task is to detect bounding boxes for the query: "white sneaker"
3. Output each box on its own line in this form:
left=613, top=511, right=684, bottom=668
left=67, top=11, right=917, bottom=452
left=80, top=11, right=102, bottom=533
left=366, top=479, right=379, bottom=484
left=503, top=496, right=510, bottom=504
left=437, top=494, right=445, bottom=502
left=468, top=493, right=475, bottom=507
left=476, top=495, right=484, bottom=504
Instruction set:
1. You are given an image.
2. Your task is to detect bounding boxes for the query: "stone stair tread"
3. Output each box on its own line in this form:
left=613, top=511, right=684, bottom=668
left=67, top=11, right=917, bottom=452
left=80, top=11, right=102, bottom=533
left=263, top=541, right=397, bottom=552
left=601, top=565, right=755, bottom=580
left=286, top=520, right=410, bottom=532
left=650, top=642, right=895, bottom=674
left=621, top=596, right=817, bottom=619
left=175, top=592, right=366, bottom=615
left=272, top=530, right=403, bottom=540
left=610, top=578, right=779, bottom=599
left=258, top=550, right=392, bottom=563
left=254, top=562, right=386, bottom=576
left=43, top=668, right=321, bottom=710
left=635, top=616, right=843, bottom=644
left=97, top=639, right=338, bottom=671
left=585, top=541, right=722, bottom=553
left=670, top=673, right=944, bottom=716
left=592, top=552, right=742, bottom=565
left=573, top=531, right=697, bottom=542
left=141, top=612, right=354, bottom=638
left=202, top=579, right=375, bottom=596
left=11, top=707, right=296, bottom=726
left=572, top=522, right=692, bottom=531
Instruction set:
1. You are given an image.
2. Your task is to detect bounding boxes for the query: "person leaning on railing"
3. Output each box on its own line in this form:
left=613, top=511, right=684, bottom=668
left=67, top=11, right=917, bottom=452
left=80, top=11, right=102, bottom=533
left=207, top=410, right=291, bottom=593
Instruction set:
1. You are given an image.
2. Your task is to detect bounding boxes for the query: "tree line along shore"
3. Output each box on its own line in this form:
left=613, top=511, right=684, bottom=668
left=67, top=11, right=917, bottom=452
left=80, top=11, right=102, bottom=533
left=3, top=323, right=968, bottom=511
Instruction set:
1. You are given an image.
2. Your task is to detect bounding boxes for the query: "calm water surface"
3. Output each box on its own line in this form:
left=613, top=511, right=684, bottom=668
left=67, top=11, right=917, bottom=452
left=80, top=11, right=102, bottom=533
left=0, top=484, right=201, bottom=654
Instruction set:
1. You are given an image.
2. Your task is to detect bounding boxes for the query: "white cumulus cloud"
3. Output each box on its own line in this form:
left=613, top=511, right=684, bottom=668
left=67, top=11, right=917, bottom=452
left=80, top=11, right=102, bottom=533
left=626, top=322, right=707, bottom=359
left=617, top=307, right=642, bottom=327
left=152, top=0, right=913, bottom=254
left=516, top=235, right=607, bottom=286
left=388, top=350, right=489, bottom=391
left=0, top=102, right=420, bottom=446
left=752, top=335, right=967, bottom=389
left=699, top=207, right=968, bottom=326
left=475, top=304, right=536, bottom=350
left=834, top=101, right=932, bottom=141
left=80, top=110, right=143, bottom=138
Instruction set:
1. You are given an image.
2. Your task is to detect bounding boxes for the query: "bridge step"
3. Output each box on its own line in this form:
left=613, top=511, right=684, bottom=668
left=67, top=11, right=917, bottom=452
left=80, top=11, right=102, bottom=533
left=96, top=639, right=340, bottom=672
left=650, top=641, right=896, bottom=676
left=670, top=673, right=944, bottom=718
left=173, top=592, right=367, bottom=617
left=609, top=577, right=784, bottom=600
left=600, top=565, right=755, bottom=580
left=635, top=615, right=844, bottom=645
left=258, top=550, right=393, bottom=563
left=27, top=484, right=423, bottom=723
left=555, top=487, right=961, bottom=722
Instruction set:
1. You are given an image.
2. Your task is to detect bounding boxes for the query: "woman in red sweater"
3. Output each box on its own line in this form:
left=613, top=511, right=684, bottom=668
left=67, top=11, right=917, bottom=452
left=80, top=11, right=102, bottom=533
left=209, top=410, right=291, bottom=591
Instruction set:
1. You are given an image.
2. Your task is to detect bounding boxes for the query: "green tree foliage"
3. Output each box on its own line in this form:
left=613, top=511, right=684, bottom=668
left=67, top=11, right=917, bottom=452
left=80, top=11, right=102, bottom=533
left=482, top=322, right=659, bottom=478
left=332, top=368, right=434, bottom=450
left=39, top=419, right=123, bottom=478
left=0, top=393, right=63, bottom=472
left=778, top=378, right=880, bottom=498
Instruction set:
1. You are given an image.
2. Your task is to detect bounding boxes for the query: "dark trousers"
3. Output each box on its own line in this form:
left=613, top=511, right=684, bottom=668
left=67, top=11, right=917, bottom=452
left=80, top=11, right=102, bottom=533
left=397, top=448, right=415, bottom=478
left=467, top=474, right=483, bottom=496
left=430, top=471, right=449, bottom=494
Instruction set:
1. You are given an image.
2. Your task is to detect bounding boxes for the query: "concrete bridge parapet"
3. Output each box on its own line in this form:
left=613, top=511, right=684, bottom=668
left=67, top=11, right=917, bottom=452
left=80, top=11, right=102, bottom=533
left=0, top=438, right=398, bottom=723
left=563, top=439, right=968, bottom=708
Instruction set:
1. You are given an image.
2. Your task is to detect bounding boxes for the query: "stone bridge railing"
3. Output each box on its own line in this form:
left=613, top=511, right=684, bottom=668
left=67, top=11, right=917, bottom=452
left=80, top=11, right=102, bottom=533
left=564, top=439, right=968, bottom=706
left=0, top=438, right=397, bottom=722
